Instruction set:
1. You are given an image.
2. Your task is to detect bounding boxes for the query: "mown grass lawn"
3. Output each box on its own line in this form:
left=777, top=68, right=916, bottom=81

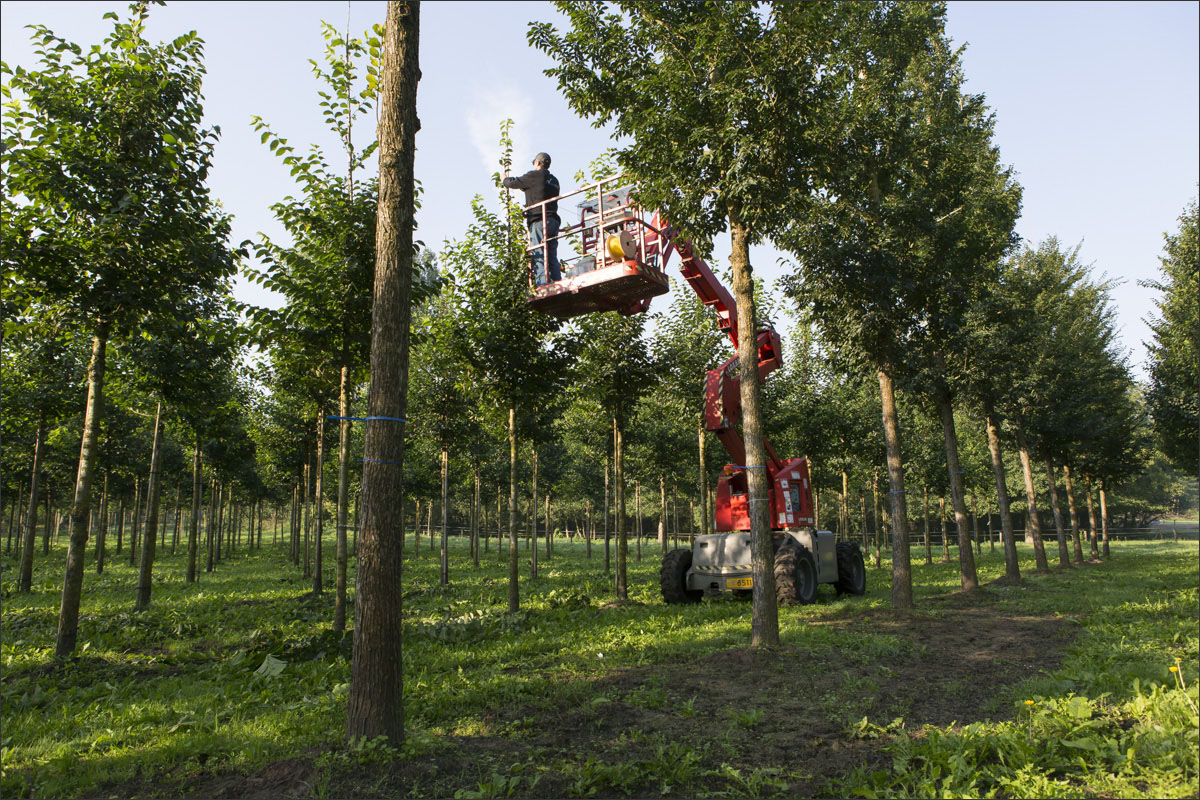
left=2, top=531, right=1196, bottom=798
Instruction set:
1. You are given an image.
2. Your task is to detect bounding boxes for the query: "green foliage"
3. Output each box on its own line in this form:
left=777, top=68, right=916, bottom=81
left=1141, top=198, right=1199, bottom=473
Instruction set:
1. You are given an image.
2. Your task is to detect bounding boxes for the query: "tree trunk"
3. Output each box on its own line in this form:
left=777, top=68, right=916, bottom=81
left=635, top=481, right=642, bottom=562
left=658, top=474, right=666, bottom=555
left=507, top=406, right=519, bottom=611
left=923, top=486, right=932, bottom=565
left=18, top=416, right=45, bottom=593
left=1062, top=464, right=1084, bottom=564
left=933, top=383, right=977, bottom=588
left=1085, top=475, right=1100, bottom=559
left=984, top=407, right=1020, bottom=581
left=135, top=401, right=165, bottom=609
left=346, top=0, right=419, bottom=746
left=586, top=499, right=593, bottom=559
left=876, top=365, right=913, bottom=610
left=171, top=482, right=182, bottom=556
left=728, top=211, right=778, bottom=646
left=971, top=494, right=981, bottom=556
left=873, top=470, right=883, bottom=568
left=95, top=470, right=108, bottom=575
left=840, top=469, right=850, bottom=543
left=56, top=323, right=109, bottom=659
left=473, top=468, right=481, bottom=568
left=43, top=485, right=52, bottom=555
left=1043, top=457, right=1071, bottom=569
left=531, top=448, right=538, bottom=579
left=335, top=366, right=351, bottom=631
left=1014, top=423, right=1049, bottom=571
left=130, top=475, right=142, bottom=567
left=604, top=454, right=610, bottom=574
left=614, top=418, right=627, bottom=602
left=697, top=416, right=710, bottom=538
left=187, top=440, right=201, bottom=583
left=313, top=411, right=326, bottom=594
left=440, top=444, right=449, bottom=585
left=1099, top=485, right=1110, bottom=558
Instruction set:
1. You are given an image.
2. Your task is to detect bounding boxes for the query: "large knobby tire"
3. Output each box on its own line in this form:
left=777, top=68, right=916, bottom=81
left=834, top=541, right=867, bottom=596
left=661, top=548, right=702, bottom=604
left=774, top=539, right=818, bottom=605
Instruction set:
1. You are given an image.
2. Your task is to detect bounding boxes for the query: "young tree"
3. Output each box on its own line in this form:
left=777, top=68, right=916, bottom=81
left=3, top=5, right=235, bottom=657
left=346, top=0, right=420, bottom=746
left=1142, top=198, right=1198, bottom=474
left=532, top=1, right=867, bottom=644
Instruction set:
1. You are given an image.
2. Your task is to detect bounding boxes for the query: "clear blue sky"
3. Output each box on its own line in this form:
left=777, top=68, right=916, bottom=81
left=3, top=1, right=1197, bottom=381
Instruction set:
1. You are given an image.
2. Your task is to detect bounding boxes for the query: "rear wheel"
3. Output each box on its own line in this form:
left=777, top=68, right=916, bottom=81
left=661, top=548, right=702, bottom=604
left=834, top=541, right=867, bottom=596
left=774, top=539, right=818, bottom=605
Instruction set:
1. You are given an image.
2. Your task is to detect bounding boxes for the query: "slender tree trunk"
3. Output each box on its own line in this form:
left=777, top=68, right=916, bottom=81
left=56, top=323, right=109, bottom=659
left=335, top=367, right=351, bottom=631
left=18, top=417, right=45, bottom=593
left=933, top=381, right=977, bottom=589
left=658, top=474, right=666, bottom=555
left=1015, top=423, right=1049, bottom=571
left=531, top=448, right=538, bottom=580
left=207, top=479, right=217, bottom=573
left=614, top=418, right=628, bottom=602
left=508, top=406, right=519, bottom=612
left=923, top=486, right=932, bottom=565
left=984, top=408, right=1020, bottom=580
left=635, top=481, right=642, bottom=562
left=840, top=469, right=850, bottom=543
left=873, top=471, right=882, bottom=568
left=940, top=496, right=949, bottom=562
left=698, top=416, right=710, bottom=538
left=1085, top=475, right=1100, bottom=559
left=346, top=0, right=419, bottom=746
left=473, top=468, right=481, bottom=568
left=1062, top=464, right=1084, bottom=564
left=130, top=476, right=142, bottom=567
left=728, top=212, right=778, bottom=646
left=314, top=412, right=327, bottom=594
left=94, top=470, right=108, bottom=575
left=171, top=482, right=182, bottom=556
left=135, top=401, right=164, bottom=609
left=215, top=480, right=224, bottom=564
left=586, top=499, right=593, bottom=559
left=545, top=492, right=552, bottom=559
left=877, top=365, right=913, bottom=610
left=302, top=458, right=310, bottom=577
left=971, top=494, right=981, bottom=556
left=604, top=454, right=611, bottom=574
left=1099, top=486, right=1110, bottom=558
left=1043, top=457, right=1071, bottom=569
left=187, top=441, right=201, bottom=583
left=43, top=485, right=52, bottom=555
left=440, top=444, right=449, bottom=586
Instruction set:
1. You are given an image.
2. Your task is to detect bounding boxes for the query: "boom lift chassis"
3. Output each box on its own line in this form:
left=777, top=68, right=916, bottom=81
left=525, top=178, right=866, bottom=604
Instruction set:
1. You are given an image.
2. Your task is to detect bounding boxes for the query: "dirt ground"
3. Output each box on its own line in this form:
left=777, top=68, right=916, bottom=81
left=164, top=581, right=1077, bottom=800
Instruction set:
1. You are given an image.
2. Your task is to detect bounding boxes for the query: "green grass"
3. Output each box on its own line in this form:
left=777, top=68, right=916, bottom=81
left=1, top=529, right=1196, bottom=798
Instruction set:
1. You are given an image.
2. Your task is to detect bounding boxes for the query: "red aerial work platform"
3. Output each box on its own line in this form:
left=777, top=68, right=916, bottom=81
left=521, top=178, right=815, bottom=535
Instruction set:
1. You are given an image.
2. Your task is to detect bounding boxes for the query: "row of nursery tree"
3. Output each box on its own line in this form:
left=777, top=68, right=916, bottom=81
left=3, top=2, right=1197, bottom=668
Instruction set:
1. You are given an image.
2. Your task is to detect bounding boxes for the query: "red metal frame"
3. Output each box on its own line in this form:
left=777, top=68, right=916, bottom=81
left=524, top=180, right=815, bottom=532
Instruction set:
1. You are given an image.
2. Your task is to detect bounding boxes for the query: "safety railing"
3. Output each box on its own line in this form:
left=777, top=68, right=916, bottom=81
left=519, top=176, right=666, bottom=287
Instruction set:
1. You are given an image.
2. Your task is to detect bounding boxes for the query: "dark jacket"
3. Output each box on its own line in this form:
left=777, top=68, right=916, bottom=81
left=502, top=168, right=560, bottom=222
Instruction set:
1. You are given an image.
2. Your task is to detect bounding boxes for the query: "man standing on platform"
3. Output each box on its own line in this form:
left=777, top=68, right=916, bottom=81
left=502, top=152, right=561, bottom=286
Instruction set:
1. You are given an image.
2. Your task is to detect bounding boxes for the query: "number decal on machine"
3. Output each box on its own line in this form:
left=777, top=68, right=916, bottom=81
left=725, top=577, right=753, bottom=589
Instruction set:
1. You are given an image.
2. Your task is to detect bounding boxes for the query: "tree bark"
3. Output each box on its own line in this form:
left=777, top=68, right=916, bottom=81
left=1085, top=475, right=1100, bottom=559
left=658, top=474, right=666, bottom=555
left=933, top=381, right=977, bottom=590
left=56, top=323, right=108, bottom=659
left=604, top=454, right=611, bottom=574
left=1099, top=485, right=1110, bottom=558
left=95, top=469, right=108, bottom=574
left=531, top=448, right=539, bottom=580
left=346, top=0, right=420, bottom=747
left=876, top=365, right=913, bottom=610
left=1043, top=457, right=1071, bottom=569
left=18, top=416, right=45, bottom=593
left=922, top=486, right=932, bottom=565
left=1014, top=423, right=1049, bottom=571
left=984, top=407, right=1020, bottom=580
left=336, top=365, right=351, bottom=631
left=130, top=475, right=142, bottom=567
left=1061, top=464, right=1083, bottom=563
left=187, top=440, right=201, bottom=583
left=614, top=418, right=627, bottom=602
left=135, top=401, right=164, bottom=608
left=472, top=468, right=481, bottom=568
left=507, top=406, right=519, bottom=611
left=697, top=416, right=710, bottom=538
left=635, top=481, right=641, bottom=562
left=729, top=211, right=778, bottom=647
left=440, top=444, right=449, bottom=585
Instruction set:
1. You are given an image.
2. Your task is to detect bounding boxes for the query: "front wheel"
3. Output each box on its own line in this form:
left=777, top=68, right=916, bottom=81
left=775, top=539, right=818, bottom=605
left=835, top=541, right=867, bottom=596
left=661, top=548, right=702, bottom=604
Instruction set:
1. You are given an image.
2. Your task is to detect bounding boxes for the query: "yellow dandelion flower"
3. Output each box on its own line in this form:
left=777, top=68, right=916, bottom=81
left=1170, top=666, right=1179, bottom=673
left=1024, top=700, right=1035, bottom=706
